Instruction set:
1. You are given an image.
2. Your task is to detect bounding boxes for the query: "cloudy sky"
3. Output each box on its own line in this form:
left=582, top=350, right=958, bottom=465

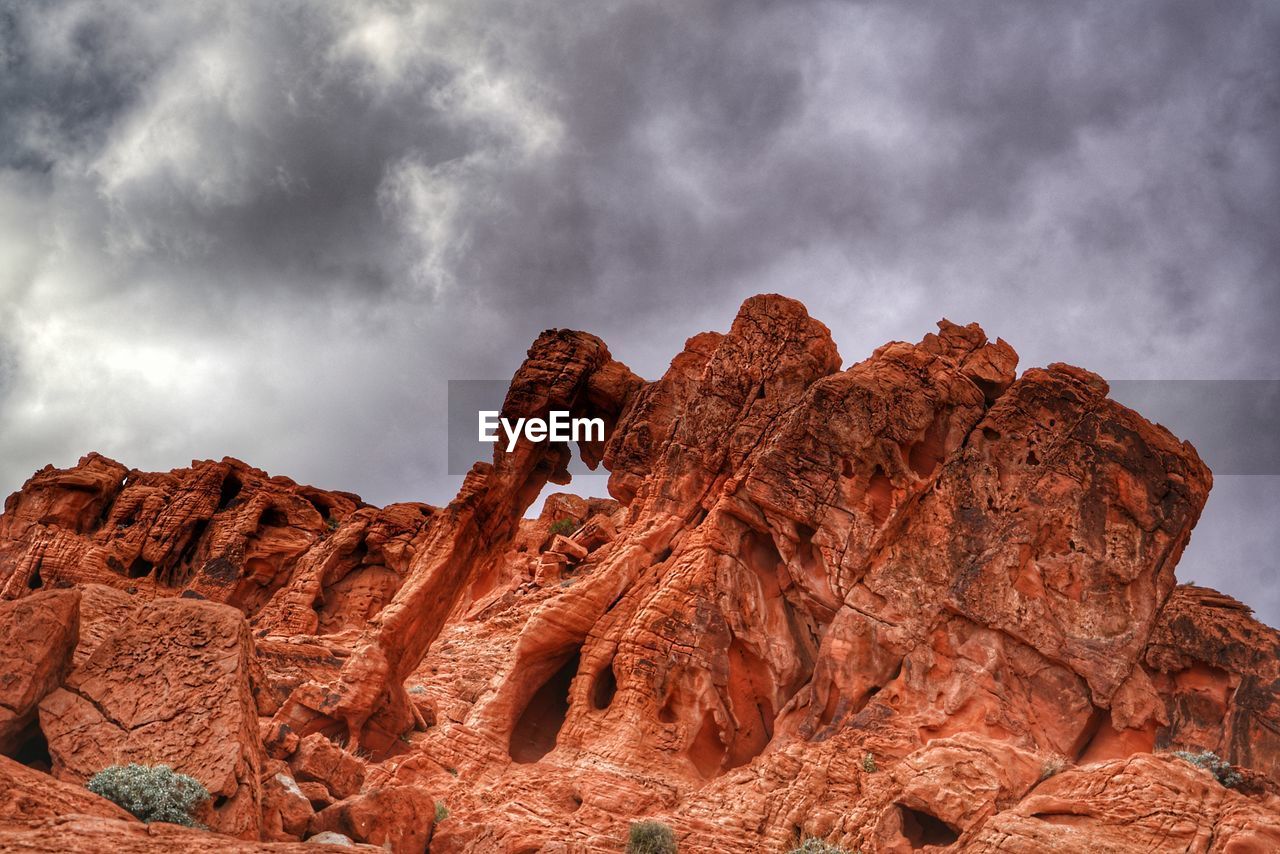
left=1, top=1, right=1277, bottom=621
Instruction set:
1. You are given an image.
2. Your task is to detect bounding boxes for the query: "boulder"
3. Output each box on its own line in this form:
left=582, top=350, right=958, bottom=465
left=308, top=784, right=436, bottom=853
left=0, top=590, right=79, bottom=758
left=287, top=734, right=366, bottom=801
left=37, top=598, right=265, bottom=838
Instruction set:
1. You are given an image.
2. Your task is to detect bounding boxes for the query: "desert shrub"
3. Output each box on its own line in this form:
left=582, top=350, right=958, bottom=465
left=861, top=752, right=877, bottom=773
left=1173, top=750, right=1243, bottom=788
left=86, top=763, right=210, bottom=827
left=435, top=800, right=449, bottom=823
left=787, top=839, right=851, bottom=854
left=549, top=518, right=577, bottom=537
left=627, top=819, right=677, bottom=853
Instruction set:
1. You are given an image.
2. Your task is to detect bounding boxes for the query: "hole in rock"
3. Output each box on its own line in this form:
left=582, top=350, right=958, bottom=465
left=973, top=378, right=1005, bottom=405
left=866, top=468, right=893, bottom=527
left=9, top=722, right=51, bottom=771
left=841, top=458, right=855, bottom=478
left=906, top=413, right=948, bottom=478
left=982, top=427, right=1001, bottom=441
left=27, top=565, right=42, bottom=589
left=689, top=709, right=726, bottom=779
left=128, top=557, right=154, bottom=579
left=213, top=795, right=229, bottom=809
left=509, top=651, right=580, bottom=764
left=302, top=494, right=331, bottom=522
left=259, top=507, right=288, bottom=528
left=592, top=660, right=618, bottom=710
left=723, top=638, right=776, bottom=771
left=217, top=473, right=243, bottom=511
left=658, top=698, right=678, bottom=724
left=898, top=804, right=960, bottom=849
left=1026, top=450, right=1040, bottom=466
left=1070, top=706, right=1107, bottom=762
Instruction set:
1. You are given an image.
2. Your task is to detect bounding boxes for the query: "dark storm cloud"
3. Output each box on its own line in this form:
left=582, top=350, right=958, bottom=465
left=1, top=0, right=1278, bottom=620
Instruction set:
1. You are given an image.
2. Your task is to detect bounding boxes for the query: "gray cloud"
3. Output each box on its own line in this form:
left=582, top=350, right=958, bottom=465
left=1, top=0, right=1277, bottom=622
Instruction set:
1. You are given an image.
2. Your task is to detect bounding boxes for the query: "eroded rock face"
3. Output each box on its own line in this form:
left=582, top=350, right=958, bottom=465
left=0, top=754, right=134, bottom=829
left=0, top=453, right=428, bottom=635
left=0, top=294, right=1277, bottom=852
left=0, top=590, right=79, bottom=759
left=968, top=753, right=1280, bottom=852
left=37, top=598, right=266, bottom=838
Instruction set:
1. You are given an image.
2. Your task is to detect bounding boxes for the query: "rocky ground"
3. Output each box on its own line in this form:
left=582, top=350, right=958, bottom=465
left=1, top=294, right=1278, bottom=852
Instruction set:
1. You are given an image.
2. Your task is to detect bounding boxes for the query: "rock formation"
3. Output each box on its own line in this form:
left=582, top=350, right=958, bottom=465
left=0, top=294, right=1277, bottom=852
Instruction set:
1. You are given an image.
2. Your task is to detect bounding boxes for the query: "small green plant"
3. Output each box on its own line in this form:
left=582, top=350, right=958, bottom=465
left=627, top=819, right=677, bottom=853
left=435, top=800, right=449, bottom=823
left=787, top=839, right=851, bottom=854
left=86, top=763, right=210, bottom=827
left=861, top=752, right=877, bottom=773
left=549, top=518, right=576, bottom=537
left=1172, top=750, right=1243, bottom=788
left=325, top=516, right=339, bottom=532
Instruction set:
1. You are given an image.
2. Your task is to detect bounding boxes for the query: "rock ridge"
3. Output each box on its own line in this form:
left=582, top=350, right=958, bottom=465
left=0, top=293, right=1276, bottom=853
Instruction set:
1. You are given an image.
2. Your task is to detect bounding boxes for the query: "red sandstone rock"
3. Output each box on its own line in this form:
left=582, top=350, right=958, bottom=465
left=0, top=590, right=79, bottom=758
left=261, top=762, right=315, bottom=840
left=968, top=753, right=1280, bottom=852
left=298, top=781, right=335, bottom=810
left=307, top=783, right=436, bottom=852
left=270, top=328, right=642, bottom=753
left=37, top=597, right=266, bottom=838
left=71, top=584, right=138, bottom=669
left=547, top=534, right=588, bottom=562
left=0, top=294, right=1277, bottom=852
left=0, top=815, right=372, bottom=852
left=288, top=733, right=366, bottom=801
left=0, top=754, right=134, bottom=828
